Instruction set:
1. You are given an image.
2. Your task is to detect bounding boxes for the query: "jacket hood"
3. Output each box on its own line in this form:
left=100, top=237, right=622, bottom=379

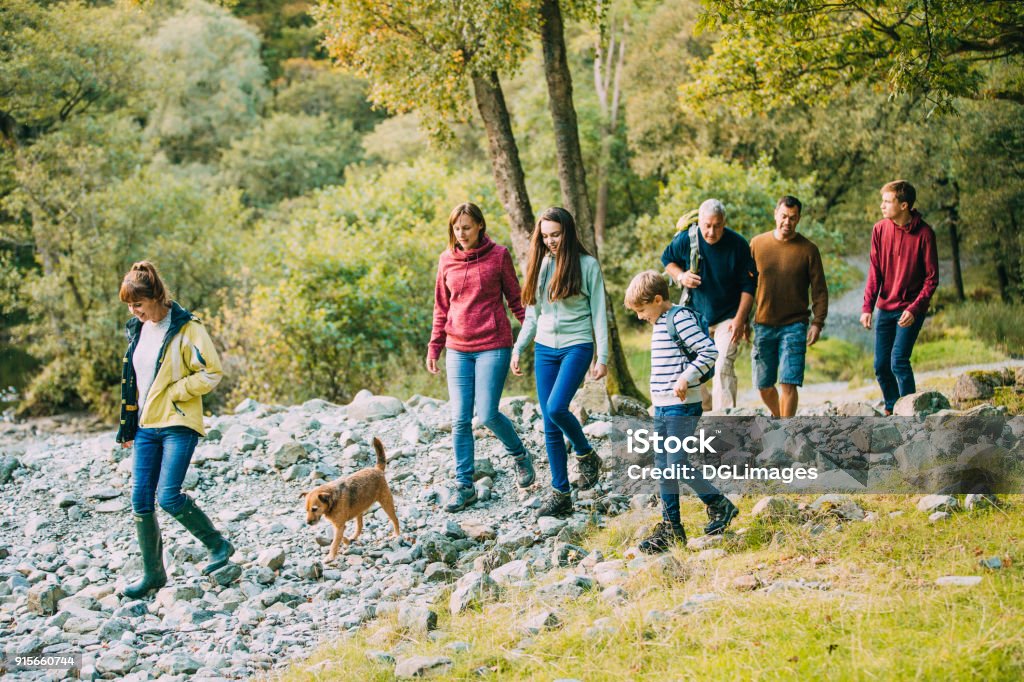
left=125, top=301, right=193, bottom=343
left=451, top=233, right=497, bottom=261
left=890, top=209, right=925, bottom=234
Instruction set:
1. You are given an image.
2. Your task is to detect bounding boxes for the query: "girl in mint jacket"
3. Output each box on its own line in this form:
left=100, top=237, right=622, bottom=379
left=512, top=207, right=608, bottom=519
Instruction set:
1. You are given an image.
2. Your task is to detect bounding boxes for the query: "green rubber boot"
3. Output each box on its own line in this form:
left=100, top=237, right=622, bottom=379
left=172, top=496, right=235, bottom=575
left=122, top=512, right=167, bottom=599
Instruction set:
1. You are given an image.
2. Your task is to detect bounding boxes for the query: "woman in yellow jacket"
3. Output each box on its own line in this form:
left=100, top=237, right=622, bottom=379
left=115, top=261, right=233, bottom=598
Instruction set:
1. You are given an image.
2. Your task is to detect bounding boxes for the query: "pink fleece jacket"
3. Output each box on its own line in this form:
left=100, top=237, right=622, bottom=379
left=428, top=234, right=525, bottom=360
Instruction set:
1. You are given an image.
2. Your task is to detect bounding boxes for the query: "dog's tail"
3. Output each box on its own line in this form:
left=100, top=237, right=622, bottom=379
left=373, top=437, right=386, bottom=471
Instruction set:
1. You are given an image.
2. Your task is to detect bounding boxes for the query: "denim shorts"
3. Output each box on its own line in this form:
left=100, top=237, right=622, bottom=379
left=752, top=321, right=807, bottom=389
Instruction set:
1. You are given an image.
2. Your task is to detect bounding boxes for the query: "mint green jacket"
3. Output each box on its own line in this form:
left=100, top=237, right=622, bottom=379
left=513, top=254, right=609, bottom=364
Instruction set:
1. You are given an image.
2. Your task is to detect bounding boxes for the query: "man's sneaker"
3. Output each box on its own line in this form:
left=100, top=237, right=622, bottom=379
left=512, top=451, right=536, bottom=488
left=574, top=449, right=602, bottom=490
left=638, top=521, right=687, bottom=554
left=536, top=489, right=573, bottom=518
left=703, top=496, right=739, bottom=535
left=444, top=484, right=478, bottom=513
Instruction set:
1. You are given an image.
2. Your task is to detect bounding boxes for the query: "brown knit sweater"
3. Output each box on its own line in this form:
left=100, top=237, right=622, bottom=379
left=750, top=231, right=828, bottom=327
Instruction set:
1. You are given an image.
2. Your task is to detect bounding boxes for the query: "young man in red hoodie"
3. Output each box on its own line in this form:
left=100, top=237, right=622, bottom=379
left=860, top=180, right=939, bottom=415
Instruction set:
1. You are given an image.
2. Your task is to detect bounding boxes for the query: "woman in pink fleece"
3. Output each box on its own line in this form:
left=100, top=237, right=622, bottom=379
left=427, top=203, right=536, bottom=512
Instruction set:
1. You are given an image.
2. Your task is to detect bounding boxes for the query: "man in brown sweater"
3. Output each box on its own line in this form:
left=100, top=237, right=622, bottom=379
left=749, top=196, right=828, bottom=417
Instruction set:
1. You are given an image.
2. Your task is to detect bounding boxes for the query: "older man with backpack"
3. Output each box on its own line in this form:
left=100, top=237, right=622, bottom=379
left=662, top=199, right=756, bottom=412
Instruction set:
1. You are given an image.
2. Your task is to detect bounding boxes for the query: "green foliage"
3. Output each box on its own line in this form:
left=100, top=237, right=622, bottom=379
left=312, top=0, right=538, bottom=142
left=219, top=112, right=363, bottom=206
left=688, top=0, right=1024, bottom=113
left=931, top=300, right=1024, bottom=357
left=215, top=159, right=506, bottom=405
left=142, top=0, right=270, bottom=162
left=0, top=0, right=142, bottom=139
left=272, top=59, right=384, bottom=131
left=3, top=114, right=248, bottom=415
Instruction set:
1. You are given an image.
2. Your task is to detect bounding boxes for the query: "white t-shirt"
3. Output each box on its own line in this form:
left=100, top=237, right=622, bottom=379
left=133, top=312, right=172, bottom=418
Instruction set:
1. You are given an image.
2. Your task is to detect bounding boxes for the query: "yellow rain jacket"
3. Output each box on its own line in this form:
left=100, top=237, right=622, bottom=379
left=116, top=301, right=223, bottom=441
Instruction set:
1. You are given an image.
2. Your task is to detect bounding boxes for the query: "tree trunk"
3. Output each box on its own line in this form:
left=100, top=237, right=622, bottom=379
left=593, top=18, right=626, bottom=248
left=471, top=71, right=535, bottom=266
left=945, top=179, right=965, bottom=301
left=538, top=0, right=644, bottom=403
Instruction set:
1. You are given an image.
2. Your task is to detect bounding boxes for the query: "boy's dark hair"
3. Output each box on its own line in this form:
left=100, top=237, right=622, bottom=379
left=881, top=180, right=916, bottom=209
left=776, top=195, right=802, bottom=212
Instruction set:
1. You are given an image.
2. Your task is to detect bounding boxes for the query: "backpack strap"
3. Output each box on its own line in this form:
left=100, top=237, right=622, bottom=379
left=679, top=224, right=700, bottom=306
left=664, top=305, right=685, bottom=350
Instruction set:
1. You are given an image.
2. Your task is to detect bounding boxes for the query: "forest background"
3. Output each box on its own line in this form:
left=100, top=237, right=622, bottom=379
left=1, top=0, right=1022, bottom=418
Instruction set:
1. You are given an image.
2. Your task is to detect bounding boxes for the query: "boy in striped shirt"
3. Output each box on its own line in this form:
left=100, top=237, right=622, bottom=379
left=625, top=271, right=739, bottom=553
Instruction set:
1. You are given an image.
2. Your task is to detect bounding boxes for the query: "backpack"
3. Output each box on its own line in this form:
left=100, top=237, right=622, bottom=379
left=664, top=304, right=715, bottom=385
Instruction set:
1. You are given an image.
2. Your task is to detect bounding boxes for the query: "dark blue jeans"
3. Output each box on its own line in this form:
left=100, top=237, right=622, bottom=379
left=534, top=342, right=594, bottom=493
left=132, top=426, right=200, bottom=515
left=446, top=347, right=526, bottom=488
left=654, top=403, right=723, bottom=524
left=874, top=309, right=926, bottom=411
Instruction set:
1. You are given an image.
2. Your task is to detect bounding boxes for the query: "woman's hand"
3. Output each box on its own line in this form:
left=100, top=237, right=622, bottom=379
left=511, top=352, right=523, bottom=376
left=426, top=356, right=439, bottom=375
left=589, top=362, right=608, bottom=381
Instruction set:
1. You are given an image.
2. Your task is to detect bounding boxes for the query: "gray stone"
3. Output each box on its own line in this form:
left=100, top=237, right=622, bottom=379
left=423, top=563, right=458, bottom=583
left=156, top=652, right=203, bottom=675
left=418, top=531, right=459, bottom=566
left=980, top=557, right=1003, bottom=570
left=750, top=495, right=799, bottom=521
left=538, top=516, right=567, bottom=537
left=270, top=440, right=308, bottom=469
left=952, top=372, right=995, bottom=402
left=0, top=455, right=22, bottom=483
left=809, top=494, right=865, bottom=520
left=234, top=398, right=259, bottom=413
left=257, top=548, right=286, bottom=571
left=893, top=391, right=951, bottom=417
left=965, top=493, right=999, bottom=510
left=553, top=543, right=588, bottom=568
left=394, top=655, right=452, bottom=679
left=96, top=646, right=137, bottom=675
left=473, top=458, right=497, bottom=481
left=449, top=571, right=499, bottom=614
left=519, top=610, right=560, bottom=635
left=210, top=563, right=242, bottom=586
left=348, top=395, right=405, bottom=422
left=27, top=584, right=66, bottom=615
left=459, top=521, right=496, bottom=542
left=398, top=604, right=438, bottom=633
left=917, top=495, right=958, bottom=513
left=929, top=511, right=950, bottom=523
left=582, top=421, right=614, bottom=439
left=489, top=559, right=531, bottom=585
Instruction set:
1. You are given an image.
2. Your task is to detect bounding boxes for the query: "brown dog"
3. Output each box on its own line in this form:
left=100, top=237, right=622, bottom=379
left=300, top=437, right=400, bottom=561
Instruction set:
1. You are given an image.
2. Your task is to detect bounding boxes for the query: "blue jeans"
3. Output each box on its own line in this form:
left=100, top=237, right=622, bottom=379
left=132, top=426, right=200, bottom=514
left=654, top=403, right=723, bottom=524
left=874, top=309, right=926, bottom=411
left=752, top=321, right=808, bottom=389
left=447, top=347, right=526, bottom=488
left=535, top=342, right=594, bottom=493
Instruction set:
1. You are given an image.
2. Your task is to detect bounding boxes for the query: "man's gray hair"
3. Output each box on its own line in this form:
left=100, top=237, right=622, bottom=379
left=698, top=199, right=726, bottom=220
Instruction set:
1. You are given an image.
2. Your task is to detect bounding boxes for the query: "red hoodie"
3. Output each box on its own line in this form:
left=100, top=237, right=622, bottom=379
left=428, top=234, right=525, bottom=360
left=862, top=210, right=939, bottom=319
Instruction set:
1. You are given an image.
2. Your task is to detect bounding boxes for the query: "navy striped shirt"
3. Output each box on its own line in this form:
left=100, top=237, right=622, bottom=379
left=650, top=307, right=718, bottom=406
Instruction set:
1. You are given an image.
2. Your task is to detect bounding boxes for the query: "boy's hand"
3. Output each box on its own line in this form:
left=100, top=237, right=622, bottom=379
left=898, top=310, right=916, bottom=328
left=860, top=312, right=872, bottom=330
left=673, top=376, right=689, bottom=400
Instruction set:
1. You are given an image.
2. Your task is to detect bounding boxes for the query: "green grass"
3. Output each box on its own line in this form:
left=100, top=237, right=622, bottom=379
left=279, top=496, right=1024, bottom=680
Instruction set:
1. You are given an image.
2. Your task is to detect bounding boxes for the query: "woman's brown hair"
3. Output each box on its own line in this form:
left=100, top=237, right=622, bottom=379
left=119, top=261, right=172, bottom=305
left=447, top=202, right=487, bottom=251
left=521, top=207, right=591, bottom=306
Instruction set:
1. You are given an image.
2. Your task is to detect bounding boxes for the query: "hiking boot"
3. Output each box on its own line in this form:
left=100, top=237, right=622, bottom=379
left=703, top=496, right=739, bottom=535
left=638, top=521, right=687, bottom=554
left=444, top=483, right=478, bottom=513
left=574, top=449, right=602, bottom=490
left=171, top=496, right=236, bottom=576
left=536, top=489, right=573, bottom=519
left=122, top=512, right=167, bottom=598
left=512, top=451, right=536, bottom=488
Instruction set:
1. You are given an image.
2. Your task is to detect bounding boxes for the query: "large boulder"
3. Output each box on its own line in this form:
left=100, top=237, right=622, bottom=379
left=893, top=392, right=951, bottom=417
left=347, top=394, right=404, bottom=422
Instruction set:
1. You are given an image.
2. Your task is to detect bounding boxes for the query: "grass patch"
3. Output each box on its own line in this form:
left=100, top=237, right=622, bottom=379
left=280, top=496, right=1024, bottom=681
